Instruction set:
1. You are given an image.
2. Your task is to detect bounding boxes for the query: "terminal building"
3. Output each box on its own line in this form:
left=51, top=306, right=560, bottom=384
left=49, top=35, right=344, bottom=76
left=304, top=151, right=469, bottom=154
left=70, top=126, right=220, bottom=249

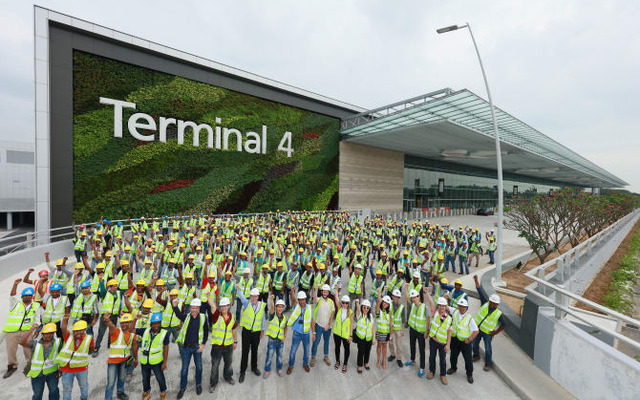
left=32, top=6, right=627, bottom=233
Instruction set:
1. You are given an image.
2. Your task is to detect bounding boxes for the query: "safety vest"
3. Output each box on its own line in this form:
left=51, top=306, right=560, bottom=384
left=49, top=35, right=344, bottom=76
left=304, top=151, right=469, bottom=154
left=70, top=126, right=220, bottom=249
left=55, top=334, right=92, bottom=369
left=265, top=313, right=286, bottom=341
left=3, top=301, right=37, bottom=332
left=376, top=309, right=390, bottom=334
left=219, top=280, right=235, bottom=299
left=161, top=267, right=178, bottom=287
left=452, top=309, right=474, bottom=340
left=27, top=338, right=61, bottom=378
left=176, top=314, right=206, bottom=346
left=333, top=308, right=353, bottom=339
left=179, top=285, right=196, bottom=306
left=434, top=285, right=449, bottom=300
left=126, top=291, right=147, bottom=313
left=240, top=301, right=266, bottom=332
left=312, top=297, right=332, bottom=320
left=386, top=274, right=402, bottom=293
left=286, top=270, right=299, bottom=287
left=256, top=274, right=271, bottom=294
left=355, top=315, right=374, bottom=342
left=487, top=242, right=496, bottom=252
left=140, top=268, right=155, bottom=283
left=429, top=313, right=452, bottom=344
left=41, top=296, right=68, bottom=324
left=474, top=303, right=502, bottom=334
left=408, top=302, right=427, bottom=333
left=74, top=238, right=86, bottom=251
left=211, top=313, right=235, bottom=346
left=71, top=294, right=97, bottom=319
left=299, top=271, right=313, bottom=290
left=162, top=299, right=182, bottom=328
left=108, top=329, right=135, bottom=360
left=377, top=260, right=390, bottom=276
left=348, top=274, right=363, bottom=295
left=200, top=283, right=217, bottom=303
left=458, top=248, right=467, bottom=259
left=104, top=258, right=116, bottom=277
left=273, top=272, right=285, bottom=291
left=370, top=279, right=383, bottom=297
left=287, top=304, right=312, bottom=333
left=239, top=277, right=253, bottom=298
left=116, top=270, right=130, bottom=291
left=391, top=303, right=404, bottom=331
left=450, top=291, right=467, bottom=310
left=51, top=270, right=69, bottom=287
left=140, top=329, right=167, bottom=365
left=100, top=291, right=122, bottom=315
left=90, top=274, right=103, bottom=293
left=135, top=313, right=151, bottom=330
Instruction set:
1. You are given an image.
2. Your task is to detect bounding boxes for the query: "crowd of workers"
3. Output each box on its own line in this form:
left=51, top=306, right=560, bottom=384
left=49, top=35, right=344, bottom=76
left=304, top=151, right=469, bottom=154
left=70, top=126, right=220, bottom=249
left=2, top=211, right=504, bottom=400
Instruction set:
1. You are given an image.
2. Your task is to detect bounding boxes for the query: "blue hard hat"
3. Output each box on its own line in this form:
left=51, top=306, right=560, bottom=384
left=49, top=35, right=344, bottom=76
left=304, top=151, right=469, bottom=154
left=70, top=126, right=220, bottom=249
left=50, top=283, right=63, bottom=291
left=118, top=221, right=123, bottom=226
left=96, top=223, right=102, bottom=228
left=150, top=313, right=163, bottom=323
left=22, top=287, right=35, bottom=296
left=80, top=280, right=91, bottom=289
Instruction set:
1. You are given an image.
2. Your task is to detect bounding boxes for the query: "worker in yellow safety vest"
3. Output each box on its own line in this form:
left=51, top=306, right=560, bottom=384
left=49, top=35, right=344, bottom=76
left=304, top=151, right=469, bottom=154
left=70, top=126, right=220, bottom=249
left=139, top=313, right=169, bottom=400
left=20, top=322, right=61, bottom=400
left=103, top=312, right=138, bottom=400
left=55, top=314, right=95, bottom=400
left=206, top=295, right=238, bottom=392
left=3, top=280, right=37, bottom=378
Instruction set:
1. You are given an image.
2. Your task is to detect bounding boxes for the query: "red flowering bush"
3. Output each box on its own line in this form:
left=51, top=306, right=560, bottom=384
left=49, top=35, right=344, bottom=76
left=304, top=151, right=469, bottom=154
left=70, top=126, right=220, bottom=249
left=151, top=179, right=195, bottom=194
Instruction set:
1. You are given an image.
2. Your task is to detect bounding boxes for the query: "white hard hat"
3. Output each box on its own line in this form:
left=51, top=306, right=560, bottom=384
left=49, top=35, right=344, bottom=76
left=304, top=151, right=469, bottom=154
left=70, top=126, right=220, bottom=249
left=409, top=289, right=419, bottom=298
left=219, top=297, right=231, bottom=306
left=297, top=291, right=307, bottom=300
left=436, top=297, right=448, bottom=306
left=355, top=263, right=362, bottom=269
left=361, top=299, right=371, bottom=308
left=190, top=298, right=202, bottom=307
left=340, top=295, right=350, bottom=303
left=322, top=284, right=331, bottom=291
left=392, top=289, right=402, bottom=297
left=250, top=288, right=260, bottom=296
left=275, top=299, right=285, bottom=306
left=489, top=294, right=501, bottom=304
left=457, top=298, right=468, bottom=307
left=413, top=271, right=420, bottom=278
left=382, top=295, right=392, bottom=304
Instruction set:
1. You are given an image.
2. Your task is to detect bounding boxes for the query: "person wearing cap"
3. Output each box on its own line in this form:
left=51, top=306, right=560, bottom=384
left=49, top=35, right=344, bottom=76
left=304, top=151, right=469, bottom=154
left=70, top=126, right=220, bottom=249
left=102, top=312, right=138, bottom=400
left=255, top=265, right=272, bottom=306
left=298, top=263, right=314, bottom=298
left=446, top=297, right=478, bottom=383
left=199, top=271, right=219, bottom=332
left=332, top=293, right=353, bottom=373
left=286, top=289, right=314, bottom=374
left=73, top=230, right=88, bottom=263
left=56, top=312, right=94, bottom=400
left=486, top=236, right=496, bottom=265
left=403, top=283, right=430, bottom=377
left=71, top=280, right=99, bottom=337
left=423, top=290, right=453, bottom=384
left=45, top=252, right=72, bottom=293
left=312, top=263, right=329, bottom=299
left=236, top=268, right=253, bottom=321
left=20, top=320, right=61, bottom=400
left=206, top=295, right=238, bottom=392
left=468, top=238, right=482, bottom=269
left=23, top=267, right=51, bottom=304
left=3, top=279, right=37, bottom=378
left=161, top=289, right=182, bottom=342
left=139, top=313, right=169, bottom=400
left=284, top=261, right=299, bottom=311
left=385, top=268, right=404, bottom=298
left=347, top=264, right=364, bottom=304
left=457, top=242, right=469, bottom=275
left=272, top=261, right=286, bottom=301
left=263, top=294, right=287, bottom=379
left=125, top=278, right=150, bottom=315
left=310, top=284, right=334, bottom=367
left=171, top=296, right=208, bottom=398
left=40, top=282, right=70, bottom=338
left=388, top=289, right=405, bottom=368
left=134, top=298, right=155, bottom=335
left=375, top=293, right=393, bottom=369
left=450, top=279, right=469, bottom=310
left=236, top=286, right=267, bottom=383
left=472, top=275, right=504, bottom=371
left=354, top=298, right=376, bottom=373
left=444, top=240, right=457, bottom=272
left=178, top=271, right=197, bottom=306
left=114, top=259, right=133, bottom=296
left=369, top=268, right=385, bottom=306
left=93, top=278, right=123, bottom=358
left=434, top=277, right=452, bottom=302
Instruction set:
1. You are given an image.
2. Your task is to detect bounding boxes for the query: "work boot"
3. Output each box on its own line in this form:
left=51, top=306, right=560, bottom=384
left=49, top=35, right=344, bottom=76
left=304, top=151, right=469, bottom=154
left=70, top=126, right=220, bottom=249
left=304, top=365, right=310, bottom=372
left=142, top=393, right=151, bottom=400
left=483, top=363, right=492, bottom=371
left=310, top=357, right=316, bottom=367
left=467, top=376, right=474, bottom=384
left=323, top=356, right=331, bottom=366
left=426, top=371, right=434, bottom=380
left=440, top=376, right=448, bottom=385
left=116, top=393, right=129, bottom=400
left=447, top=368, right=457, bottom=375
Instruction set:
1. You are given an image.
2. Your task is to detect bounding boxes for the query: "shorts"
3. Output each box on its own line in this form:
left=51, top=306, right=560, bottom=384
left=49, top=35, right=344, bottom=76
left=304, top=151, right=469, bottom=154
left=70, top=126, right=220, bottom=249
left=376, top=332, right=390, bottom=343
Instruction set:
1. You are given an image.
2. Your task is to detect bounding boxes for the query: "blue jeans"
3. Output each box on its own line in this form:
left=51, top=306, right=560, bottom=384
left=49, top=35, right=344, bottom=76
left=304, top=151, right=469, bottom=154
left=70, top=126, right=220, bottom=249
left=472, top=331, right=493, bottom=364
left=264, top=337, right=284, bottom=372
left=61, top=369, right=88, bottom=400
left=31, top=372, right=59, bottom=400
left=179, top=345, right=203, bottom=390
left=445, top=256, right=455, bottom=271
left=488, top=251, right=495, bottom=264
left=311, top=323, right=332, bottom=357
left=458, top=258, right=469, bottom=274
left=105, top=362, right=126, bottom=400
left=141, top=363, right=166, bottom=393
left=288, top=331, right=310, bottom=367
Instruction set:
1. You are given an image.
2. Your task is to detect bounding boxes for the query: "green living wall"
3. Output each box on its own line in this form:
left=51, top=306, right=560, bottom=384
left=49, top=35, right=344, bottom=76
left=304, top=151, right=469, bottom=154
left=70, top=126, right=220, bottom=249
left=72, top=51, right=339, bottom=222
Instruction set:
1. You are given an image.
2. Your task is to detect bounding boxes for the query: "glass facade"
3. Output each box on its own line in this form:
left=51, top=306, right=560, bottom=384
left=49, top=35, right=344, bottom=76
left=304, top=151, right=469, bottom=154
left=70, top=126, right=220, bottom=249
left=403, top=155, right=567, bottom=211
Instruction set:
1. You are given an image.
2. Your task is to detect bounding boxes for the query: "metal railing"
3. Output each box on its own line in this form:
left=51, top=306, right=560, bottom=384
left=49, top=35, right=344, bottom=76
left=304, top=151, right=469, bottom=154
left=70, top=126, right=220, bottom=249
left=521, top=209, right=640, bottom=352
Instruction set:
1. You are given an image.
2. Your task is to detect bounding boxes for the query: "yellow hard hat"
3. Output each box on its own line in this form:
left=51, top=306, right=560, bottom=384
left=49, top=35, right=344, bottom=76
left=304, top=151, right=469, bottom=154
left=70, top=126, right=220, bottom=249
left=107, top=279, right=119, bottom=286
left=56, top=259, right=64, bottom=266
left=75, top=262, right=84, bottom=270
left=454, top=279, right=463, bottom=286
left=440, top=278, right=449, bottom=284
left=136, top=279, right=146, bottom=285
left=318, top=263, right=325, bottom=270
left=41, top=323, right=57, bottom=334
left=184, top=272, right=193, bottom=279
left=169, top=258, right=176, bottom=263
left=72, top=320, right=88, bottom=331
left=121, top=260, right=130, bottom=266
left=142, top=299, right=154, bottom=308
left=120, top=313, right=133, bottom=323
left=169, top=289, right=179, bottom=296
left=205, top=254, right=212, bottom=260
left=156, top=279, right=165, bottom=286
left=105, top=251, right=113, bottom=257
left=96, top=263, right=105, bottom=270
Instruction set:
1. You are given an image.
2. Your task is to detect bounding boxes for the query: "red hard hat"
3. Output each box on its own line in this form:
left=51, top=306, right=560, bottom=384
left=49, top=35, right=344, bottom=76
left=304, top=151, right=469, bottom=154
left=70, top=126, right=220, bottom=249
left=38, top=270, right=49, bottom=277
left=79, top=224, right=85, bottom=229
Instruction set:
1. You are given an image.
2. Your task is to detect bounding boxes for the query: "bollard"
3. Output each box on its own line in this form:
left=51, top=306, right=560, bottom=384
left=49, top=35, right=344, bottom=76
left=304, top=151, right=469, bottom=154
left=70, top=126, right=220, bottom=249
left=555, top=284, right=568, bottom=319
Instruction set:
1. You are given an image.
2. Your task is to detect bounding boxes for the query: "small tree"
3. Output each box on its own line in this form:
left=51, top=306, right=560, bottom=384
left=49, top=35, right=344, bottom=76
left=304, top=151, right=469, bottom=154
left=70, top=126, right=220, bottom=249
left=505, top=196, right=554, bottom=263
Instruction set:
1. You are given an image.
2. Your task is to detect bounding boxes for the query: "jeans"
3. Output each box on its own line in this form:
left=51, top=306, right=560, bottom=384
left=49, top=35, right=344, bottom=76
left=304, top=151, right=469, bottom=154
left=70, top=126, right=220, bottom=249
left=61, top=370, right=88, bottom=400
left=445, top=255, right=455, bottom=271
left=141, top=363, right=166, bottom=393
left=105, top=362, right=126, bottom=400
left=288, top=331, right=310, bottom=367
left=450, top=337, right=473, bottom=376
left=333, top=334, right=350, bottom=365
left=264, top=337, right=284, bottom=372
left=428, top=338, right=447, bottom=376
left=473, top=331, right=493, bottom=365
left=179, top=345, right=203, bottom=390
left=420, top=270, right=430, bottom=288
left=31, top=371, right=59, bottom=400
left=409, top=327, right=426, bottom=369
left=311, top=323, right=332, bottom=357
left=210, top=345, right=233, bottom=386
left=458, top=258, right=469, bottom=275
left=488, top=251, right=495, bottom=264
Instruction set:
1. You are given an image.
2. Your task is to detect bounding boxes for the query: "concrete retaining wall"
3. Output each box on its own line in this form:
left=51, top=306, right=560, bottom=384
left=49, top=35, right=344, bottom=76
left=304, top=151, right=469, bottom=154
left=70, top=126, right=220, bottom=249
left=0, top=239, right=74, bottom=281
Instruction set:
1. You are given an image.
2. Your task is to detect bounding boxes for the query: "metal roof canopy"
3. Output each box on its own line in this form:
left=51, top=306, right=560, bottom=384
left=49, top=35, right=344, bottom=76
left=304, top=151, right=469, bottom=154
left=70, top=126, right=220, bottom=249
left=340, top=89, right=627, bottom=188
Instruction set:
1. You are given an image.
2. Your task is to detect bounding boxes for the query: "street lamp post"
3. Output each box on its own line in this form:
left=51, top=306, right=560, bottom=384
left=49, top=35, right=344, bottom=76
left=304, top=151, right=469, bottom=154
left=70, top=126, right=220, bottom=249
left=437, top=23, right=506, bottom=285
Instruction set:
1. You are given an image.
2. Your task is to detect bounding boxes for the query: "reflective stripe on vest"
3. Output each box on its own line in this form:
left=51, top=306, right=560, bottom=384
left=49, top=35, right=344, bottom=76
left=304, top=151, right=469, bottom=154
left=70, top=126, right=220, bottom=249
left=273, top=272, right=285, bottom=291
left=108, top=330, right=134, bottom=360
left=300, top=272, right=312, bottom=289
left=71, top=294, right=97, bottom=319
left=266, top=314, right=286, bottom=341
left=286, top=304, right=312, bottom=333
left=474, top=303, right=502, bottom=334
left=41, top=296, right=68, bottom=324
left=140, top=329, right=167, bottom=365
left=391, top=304, right=404, bottom=331
left=176, top=314, right=206, bottom=345
left=3, top=301, right=37, bottom=332
left=408, top=303, right=427, bottom=333
left=27, top=339, right=60, bottom=378
left=451, top=291, right=466, bottom=309
left=376, top=309, right=390, bottom=334
left=429, top=314, right=452, bottom=344
left=55, top=334, right=92, bottom=369
left=100, top=291, right=122, bottom=315
left=355, top=315, right=374, bottom=341
left=348, top=274, right=363, bottom=295
left=211, top=313, right=235, bottom=345
left=452, top=310, right=473, bottom=340
left=333, top=308, right=353, bottom=339
left=256, top=275, right=270, bottom=293
left=162, top=300, right=182, bottom=328
left=240, top=302, right=266, bottom=332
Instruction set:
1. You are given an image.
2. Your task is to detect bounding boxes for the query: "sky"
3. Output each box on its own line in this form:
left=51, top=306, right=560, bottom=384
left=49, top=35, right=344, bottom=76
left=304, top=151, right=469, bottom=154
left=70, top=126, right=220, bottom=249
left=1, top=0, right=638, bottom=192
